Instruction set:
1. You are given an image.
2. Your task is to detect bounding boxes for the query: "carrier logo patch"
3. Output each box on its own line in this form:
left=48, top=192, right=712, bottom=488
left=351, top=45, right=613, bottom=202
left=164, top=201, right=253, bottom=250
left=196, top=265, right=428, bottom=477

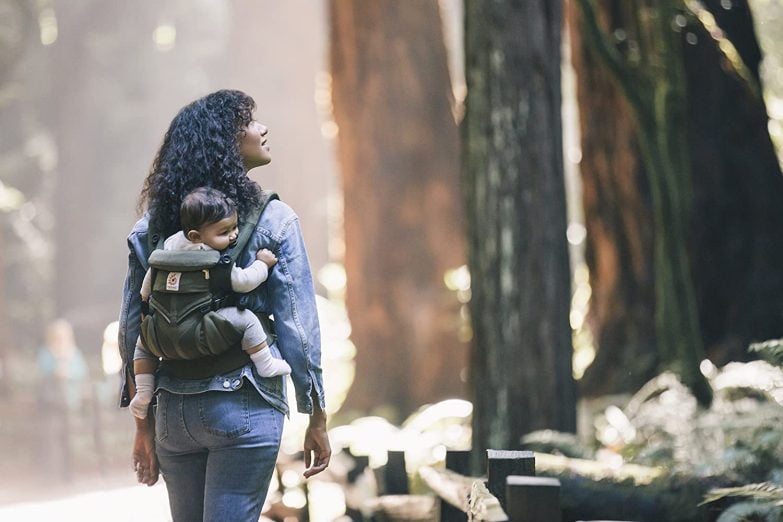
left=166, top=272, right=182, bottom=291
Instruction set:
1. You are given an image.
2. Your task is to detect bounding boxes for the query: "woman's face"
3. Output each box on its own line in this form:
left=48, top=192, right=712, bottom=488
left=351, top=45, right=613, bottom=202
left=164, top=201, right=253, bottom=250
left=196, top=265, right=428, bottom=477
left=239, top=120, right=272, bottom=171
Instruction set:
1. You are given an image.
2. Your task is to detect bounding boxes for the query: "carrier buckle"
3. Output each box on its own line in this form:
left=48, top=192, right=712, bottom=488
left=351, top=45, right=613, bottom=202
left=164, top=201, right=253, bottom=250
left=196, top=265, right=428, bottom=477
left=211, top=295, right=232, bottom=311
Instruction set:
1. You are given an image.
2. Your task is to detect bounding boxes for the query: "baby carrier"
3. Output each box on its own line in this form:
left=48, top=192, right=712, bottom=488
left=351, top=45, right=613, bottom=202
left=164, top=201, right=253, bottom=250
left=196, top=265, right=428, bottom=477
left=139, top=191, right=277, bottom=378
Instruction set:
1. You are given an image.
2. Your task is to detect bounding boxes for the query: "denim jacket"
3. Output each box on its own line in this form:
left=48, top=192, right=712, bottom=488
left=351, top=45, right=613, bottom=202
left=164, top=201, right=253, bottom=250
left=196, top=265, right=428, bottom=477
left=117, top=199, right=325, bottom=416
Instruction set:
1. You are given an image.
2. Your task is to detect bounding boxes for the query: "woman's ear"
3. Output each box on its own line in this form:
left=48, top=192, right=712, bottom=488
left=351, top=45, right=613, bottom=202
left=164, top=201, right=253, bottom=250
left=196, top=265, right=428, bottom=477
left=186, top=230, right=201, bottom=242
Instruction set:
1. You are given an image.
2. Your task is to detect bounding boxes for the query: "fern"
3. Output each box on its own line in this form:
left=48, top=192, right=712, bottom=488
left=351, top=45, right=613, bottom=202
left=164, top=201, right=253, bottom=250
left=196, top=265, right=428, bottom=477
left=703, top=482, right=783, bottom=506
left=749, top=340, right=783, bottom=367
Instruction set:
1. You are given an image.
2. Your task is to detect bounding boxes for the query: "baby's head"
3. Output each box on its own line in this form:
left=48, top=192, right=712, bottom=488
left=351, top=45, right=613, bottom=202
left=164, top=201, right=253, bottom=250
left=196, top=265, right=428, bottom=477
left=180, top=187, right=239, bottom=251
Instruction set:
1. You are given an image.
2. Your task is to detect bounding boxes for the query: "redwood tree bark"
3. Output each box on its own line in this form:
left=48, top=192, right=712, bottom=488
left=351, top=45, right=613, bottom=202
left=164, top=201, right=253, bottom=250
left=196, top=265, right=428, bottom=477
left=464, top=0, right=576, bottom=466
left=683, top=0, right=783, bottom=363
left=330, top=0, right=467, bottom=417
left=571, top=0, right=783, bottom=397
left=567, top=2, right=658, bottom=396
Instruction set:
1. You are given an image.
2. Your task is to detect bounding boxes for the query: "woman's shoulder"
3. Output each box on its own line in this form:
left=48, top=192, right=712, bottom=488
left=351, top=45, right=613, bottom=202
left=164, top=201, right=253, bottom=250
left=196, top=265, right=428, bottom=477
left=256, top=198, right=299, bottom=240
left=265, top=198, right=297, bottom=219
left=128, top=214, right=150, bottom=238
left=127, top=215, right=151, bottom=261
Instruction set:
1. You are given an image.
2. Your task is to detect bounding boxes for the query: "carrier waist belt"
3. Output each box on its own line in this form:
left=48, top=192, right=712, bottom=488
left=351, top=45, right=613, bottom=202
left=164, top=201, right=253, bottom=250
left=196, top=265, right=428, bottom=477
left=159, top=349, right=251, bottom=380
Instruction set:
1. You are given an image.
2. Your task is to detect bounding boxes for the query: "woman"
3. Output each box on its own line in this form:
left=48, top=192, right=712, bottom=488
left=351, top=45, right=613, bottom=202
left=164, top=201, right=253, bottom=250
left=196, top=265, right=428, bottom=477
left=118, top=89, right=330, bottom=521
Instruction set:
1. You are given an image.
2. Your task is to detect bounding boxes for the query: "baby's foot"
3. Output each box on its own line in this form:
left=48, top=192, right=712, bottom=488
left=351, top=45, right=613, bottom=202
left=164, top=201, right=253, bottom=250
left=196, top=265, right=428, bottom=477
left=250, top=349, right=292, bottom=377
left=257, top=357, right=292, bottom=377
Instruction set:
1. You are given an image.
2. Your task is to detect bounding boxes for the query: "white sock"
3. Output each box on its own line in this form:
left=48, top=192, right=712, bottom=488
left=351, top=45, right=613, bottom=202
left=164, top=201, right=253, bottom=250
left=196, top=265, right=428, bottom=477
left=250, top=348, right=291, bottom=377
left=130, top=373, right=155, bottom=419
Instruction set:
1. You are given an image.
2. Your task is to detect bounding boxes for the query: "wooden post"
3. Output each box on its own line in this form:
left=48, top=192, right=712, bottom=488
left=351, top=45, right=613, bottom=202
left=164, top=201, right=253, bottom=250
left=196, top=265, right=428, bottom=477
left=347, top=453, right=369, bottom=483
left=487, top=450, right=535, bottom=509
left=442, top=450, right=471, bottom=521
left=505, top=476, right=561, bottom=522
left=384, top=450, right=409, bottom=495
left=447, top=450, right=472, bottom=475
left=344, top=451, right=369, bottom=520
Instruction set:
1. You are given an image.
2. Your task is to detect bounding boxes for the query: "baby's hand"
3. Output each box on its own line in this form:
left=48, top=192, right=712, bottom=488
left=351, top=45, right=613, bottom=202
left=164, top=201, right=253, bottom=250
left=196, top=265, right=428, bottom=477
left=257, top=249, right=278, bottom=268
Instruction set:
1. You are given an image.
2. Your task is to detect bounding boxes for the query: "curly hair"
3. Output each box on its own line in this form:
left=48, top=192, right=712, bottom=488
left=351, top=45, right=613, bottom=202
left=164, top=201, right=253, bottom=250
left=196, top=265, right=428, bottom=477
left=138, top=89, right=262, bottom=237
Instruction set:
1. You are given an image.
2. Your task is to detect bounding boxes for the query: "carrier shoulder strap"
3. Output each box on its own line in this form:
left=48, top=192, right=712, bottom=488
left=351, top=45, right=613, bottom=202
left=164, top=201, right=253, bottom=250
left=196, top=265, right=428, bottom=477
left=209, top=190, right=278, bottom=296
left=224, top=189, right=279, bottom=264
left=146, top=217, right=165, bottom=254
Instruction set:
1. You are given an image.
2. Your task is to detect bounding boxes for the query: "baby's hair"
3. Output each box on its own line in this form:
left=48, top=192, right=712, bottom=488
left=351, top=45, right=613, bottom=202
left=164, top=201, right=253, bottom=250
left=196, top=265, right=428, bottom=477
left=180, top=187, right=237, bottom=233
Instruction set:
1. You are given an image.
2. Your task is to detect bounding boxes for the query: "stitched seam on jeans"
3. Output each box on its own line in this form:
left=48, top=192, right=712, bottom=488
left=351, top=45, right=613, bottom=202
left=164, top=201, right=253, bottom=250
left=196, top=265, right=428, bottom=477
left=180, top=394, right=198, bottom=445
left=155, top=392, right=168, bottom=442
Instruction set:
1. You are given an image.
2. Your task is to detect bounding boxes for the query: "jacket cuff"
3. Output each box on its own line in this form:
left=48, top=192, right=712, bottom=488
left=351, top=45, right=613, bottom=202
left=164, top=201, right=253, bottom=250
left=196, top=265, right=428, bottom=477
left=118, top=365, right=131, bottom=407
left=295, top=368, right=325, bottom=414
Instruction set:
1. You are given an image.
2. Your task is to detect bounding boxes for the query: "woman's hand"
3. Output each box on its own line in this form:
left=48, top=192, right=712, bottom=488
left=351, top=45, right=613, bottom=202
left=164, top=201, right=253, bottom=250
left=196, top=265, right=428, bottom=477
left=132, top=415, right=159, bottom=486
left=303, top=405, right=331, bottom=478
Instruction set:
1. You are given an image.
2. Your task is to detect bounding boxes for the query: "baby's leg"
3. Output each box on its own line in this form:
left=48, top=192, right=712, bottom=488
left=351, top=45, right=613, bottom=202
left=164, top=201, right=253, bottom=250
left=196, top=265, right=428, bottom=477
left=218, top=307, right=291, bottom=377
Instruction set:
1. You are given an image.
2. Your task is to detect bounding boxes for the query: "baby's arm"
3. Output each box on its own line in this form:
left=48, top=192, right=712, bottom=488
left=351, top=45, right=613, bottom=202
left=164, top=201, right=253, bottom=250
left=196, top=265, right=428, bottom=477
left=230, top=249, right=278, bottom=293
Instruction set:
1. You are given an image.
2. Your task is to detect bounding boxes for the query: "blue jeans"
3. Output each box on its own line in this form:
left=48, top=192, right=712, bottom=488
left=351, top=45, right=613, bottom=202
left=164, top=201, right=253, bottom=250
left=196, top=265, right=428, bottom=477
left=155, top=385, right=283, bottom=522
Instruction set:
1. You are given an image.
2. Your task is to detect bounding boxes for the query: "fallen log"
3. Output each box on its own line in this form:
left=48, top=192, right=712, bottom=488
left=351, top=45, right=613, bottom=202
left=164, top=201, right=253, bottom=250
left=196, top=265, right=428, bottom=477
left=364, top=495, right=437, bottom=522
left=419, top=466, right=476, bottom=512
left=418, top=467, right=508, bottom=521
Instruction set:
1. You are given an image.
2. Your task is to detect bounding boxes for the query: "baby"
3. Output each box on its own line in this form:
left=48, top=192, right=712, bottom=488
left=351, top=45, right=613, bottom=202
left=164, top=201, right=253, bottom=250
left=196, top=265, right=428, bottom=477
left=130, top=187, right=290, bottom=419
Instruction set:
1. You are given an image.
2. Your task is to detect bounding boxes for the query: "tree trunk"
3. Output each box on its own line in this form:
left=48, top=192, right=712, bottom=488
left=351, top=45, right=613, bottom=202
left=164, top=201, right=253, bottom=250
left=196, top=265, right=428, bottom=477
left=464, top=0, right=576, bottom=471
left=0, top=0, right=39, bottom=392
left=574, top=0, right=712, bottom=405
left=329, top=0, right=467, bottom=418
left=566, top=2, right=658, bottom=396
left=683, top=0, right=783, bottom=363
left=0, top=1, right=57, bottom=362
left=571, top=0, right=783, bottom=399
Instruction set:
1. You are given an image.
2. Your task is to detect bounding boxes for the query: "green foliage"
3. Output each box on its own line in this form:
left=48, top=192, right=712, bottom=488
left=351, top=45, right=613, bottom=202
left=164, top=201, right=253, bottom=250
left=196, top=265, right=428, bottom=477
left=578, top=362, right=783, bottom=483
left=705, top=485, right=783, bottom=522
left=522, top=361, right=783, bottom=519
left=703, top=482, right=783, bottom=506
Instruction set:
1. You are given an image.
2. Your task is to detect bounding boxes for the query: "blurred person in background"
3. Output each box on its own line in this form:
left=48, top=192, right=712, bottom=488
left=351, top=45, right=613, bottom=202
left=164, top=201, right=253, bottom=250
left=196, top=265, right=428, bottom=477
left=36, top=318, right=88, bottom=480
left=118, top=89, right=330, bottom=522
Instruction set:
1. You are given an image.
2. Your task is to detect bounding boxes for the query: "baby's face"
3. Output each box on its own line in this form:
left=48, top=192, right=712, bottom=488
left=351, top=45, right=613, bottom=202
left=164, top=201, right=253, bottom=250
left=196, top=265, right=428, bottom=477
left=197, top=212, right=239, bottom=251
